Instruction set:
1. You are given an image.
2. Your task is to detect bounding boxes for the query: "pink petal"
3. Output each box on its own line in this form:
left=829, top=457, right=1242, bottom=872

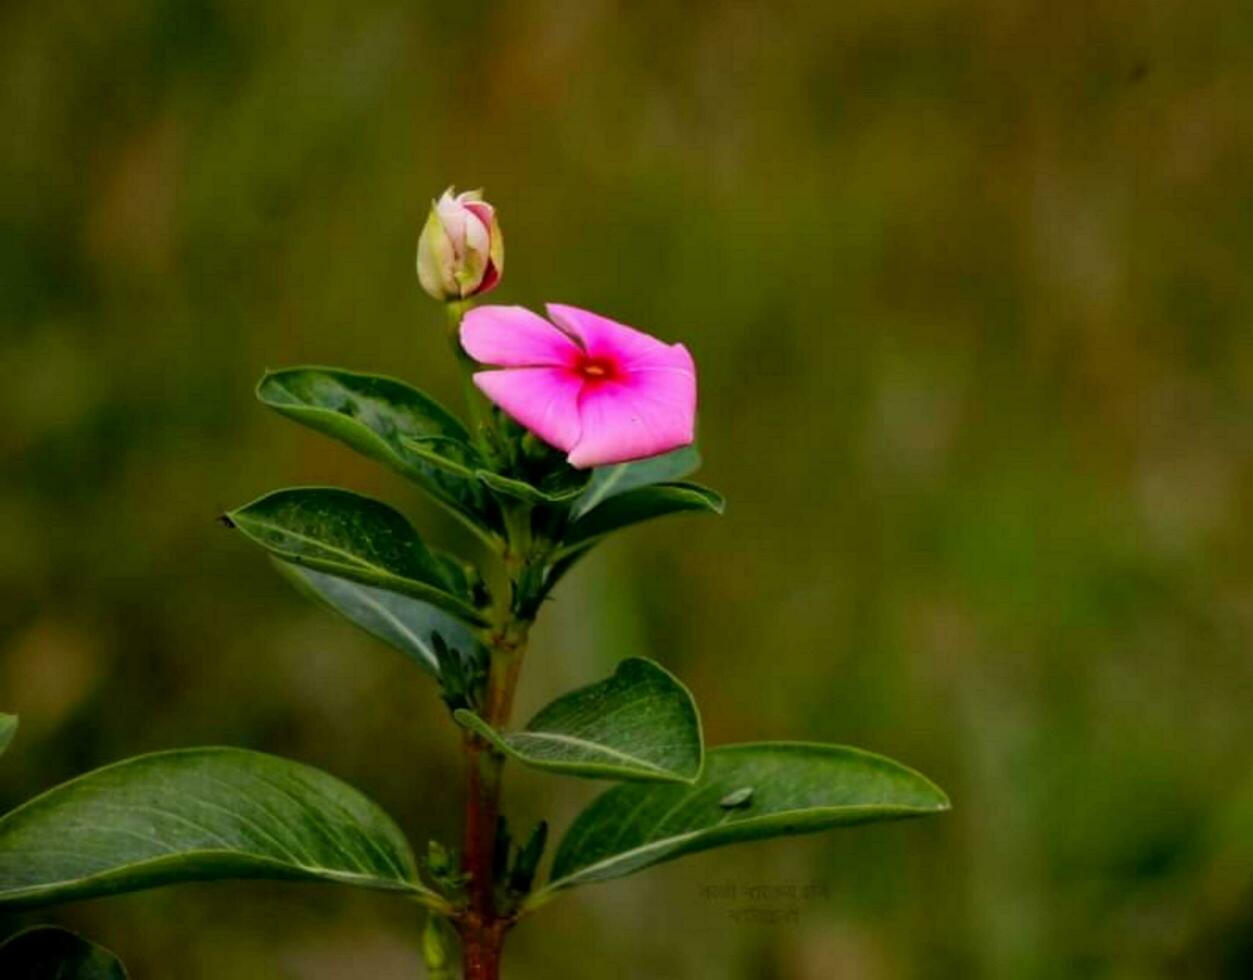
left=461, top=203, right=490, bottom=257
left=473, top=367, right=583, bottom=453
left=435, top=192, right=468, bottom=254
left=567, top=358, right=697, bottom=468
left=461, top=306, right=582, bottom=368
left=547, top=303, right=686, bottom=370
left=462, top=200, right=495, bottom=230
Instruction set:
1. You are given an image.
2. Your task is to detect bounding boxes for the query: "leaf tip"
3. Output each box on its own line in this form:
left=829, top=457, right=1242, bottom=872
left=905, top=769, right=951, bottom=814
left=255, top=367, right=299, bottom=405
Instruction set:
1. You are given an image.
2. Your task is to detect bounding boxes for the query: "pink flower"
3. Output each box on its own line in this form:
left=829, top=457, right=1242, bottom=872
left=461, top=304, right=697, bottom=469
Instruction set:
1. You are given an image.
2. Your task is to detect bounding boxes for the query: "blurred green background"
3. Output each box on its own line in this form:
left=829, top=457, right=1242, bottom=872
left=3, top=1, right=1252, bottom=976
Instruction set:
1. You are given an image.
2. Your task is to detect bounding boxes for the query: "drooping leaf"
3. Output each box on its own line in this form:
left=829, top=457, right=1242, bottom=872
left=276, top=563, right=481, bottom=677
left=226, top=487, right=488, bottom=627
left=257, top=368, right=500, bottom=541
left=534, top=742, right=948, bottom=900
left=572, top=446, right=702, bottom=519
left=0, top=926, right=128, bottom=979
left=455, top=658, right=702, bottom=783
left=0, top=747, right=437, bottom=909
left=0, top=715, right=15, bottom=757
left=556, top=483, right=724, bottom=556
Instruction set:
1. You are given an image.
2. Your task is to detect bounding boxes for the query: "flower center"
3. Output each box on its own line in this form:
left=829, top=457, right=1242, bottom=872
left=577, top=356, right=619, bottom=382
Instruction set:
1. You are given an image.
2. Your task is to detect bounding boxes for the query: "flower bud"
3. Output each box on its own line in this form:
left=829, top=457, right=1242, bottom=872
left=421, top=914, right=456, bottom=976
left=416, top=187, right=504, bottom=302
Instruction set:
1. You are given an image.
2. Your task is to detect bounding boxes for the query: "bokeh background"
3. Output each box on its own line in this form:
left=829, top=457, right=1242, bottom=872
left=3, top=1, right=1253, bottom=977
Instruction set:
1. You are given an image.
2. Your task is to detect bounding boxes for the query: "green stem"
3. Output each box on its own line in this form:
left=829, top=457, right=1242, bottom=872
left=444, top=300, right=494, bottom=460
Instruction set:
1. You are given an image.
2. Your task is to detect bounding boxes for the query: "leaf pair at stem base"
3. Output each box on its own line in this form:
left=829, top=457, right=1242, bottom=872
left=452, top=658, right=949, bottom=904
left=0, top=655, right=947, bottom=917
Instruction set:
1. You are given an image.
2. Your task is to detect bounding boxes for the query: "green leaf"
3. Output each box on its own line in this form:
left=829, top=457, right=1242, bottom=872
left=535, top=742, right=948, bottom=900
left=572, top=446, right=702, bottom=519
left=257, top=368, right=500, bottom=540
left=474, top=470, right=588, bottom=506
left=0, top=926, right=128, bottom=979
left=0, top=715, right=15, bottom=757
left=0, top=747, right=436, bottom=910
left=226, top=487, right=488, bottom=627
left=556, top=482, right=724, bottom=557
left=531, top=543, right=596, bottom=614
left=399, top=436, right=479, bottom=479
left=276, top=563, right=481, bottom=677
left=455, top=658, right=702, bottom=783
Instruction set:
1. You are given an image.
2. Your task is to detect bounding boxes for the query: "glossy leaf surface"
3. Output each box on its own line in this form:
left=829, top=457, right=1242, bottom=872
left=226, top=487, right=487, bottom=626
left=455, top=658, right=702, bottom=783
left=0, top=748, right=429, bottom=909
left=257, top=368, right=498, bottom=537
left=572, top=446, right=702, bottom=519
left=539, top=742, right=948, bottom=897
left=277, top=563, right=479, bottom=676
left=557, top=482, right=724, bottom=555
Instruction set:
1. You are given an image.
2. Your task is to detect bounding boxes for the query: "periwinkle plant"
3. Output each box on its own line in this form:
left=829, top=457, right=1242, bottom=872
left=0, top=190, right=949, bottom=979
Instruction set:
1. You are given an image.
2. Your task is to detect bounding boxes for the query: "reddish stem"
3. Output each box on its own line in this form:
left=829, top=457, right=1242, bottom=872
left=458, top=621, right=528, bottom=977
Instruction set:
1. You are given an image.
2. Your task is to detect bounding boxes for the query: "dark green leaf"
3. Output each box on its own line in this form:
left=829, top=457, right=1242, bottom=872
left=557, top=483, right=724, bottom=556
left=0, top=926, right=128, bottom=979
left=454, top=658, right=702, bottom=783
left=276, top=563, right=481, bottom=677
left=0, top=747, right=438, bottom=909
left=0, top=715, right=15, bottom=758
left=226, top=487, right=488, bottom=627
left=535, top=742, right=948, bottom=899
left=399, top=436, right=478, bottom=479
left=572, top=446, right=702, bottom=519
left=508, top=820, right=548, bottom=895
left=257, top=368, right=499, bottom=540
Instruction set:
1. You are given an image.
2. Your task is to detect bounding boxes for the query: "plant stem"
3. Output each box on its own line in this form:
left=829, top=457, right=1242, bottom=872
left=442, top=298, right=537, bottom=976
left=459, top=734, right=505, bottom=976
left=459, top=505, right=533, bottom=974
left=459, top=617, right=529, bottom=977
left=445, top=300, right=494, bottom=459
